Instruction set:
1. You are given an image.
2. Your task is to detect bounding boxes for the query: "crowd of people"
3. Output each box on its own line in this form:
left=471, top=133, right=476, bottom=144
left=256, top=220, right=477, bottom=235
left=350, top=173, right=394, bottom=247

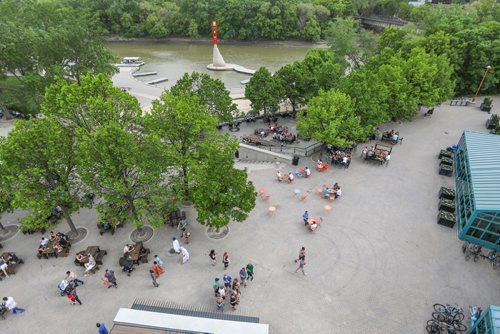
left=37, top=231, right=70, bottom=257
left=362, top=146, right=391, bottom=165
left=211, top=251, right=255, bottom=312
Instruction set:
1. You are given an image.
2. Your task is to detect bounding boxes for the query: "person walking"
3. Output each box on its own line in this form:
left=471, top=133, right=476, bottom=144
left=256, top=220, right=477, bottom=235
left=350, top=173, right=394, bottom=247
left=213, top=278, right=220, bottom=297
left=239, top=267, right=248, bottom=288
left=294, top=247, right=306, bottom=263
left=223, top=274, right=232, bottom=291
left=217, top=286, right=226, bottom=301
left=246, top=262, right=254, bottom=281
left=172, top=237, right=181, bottom=254
left=232, top=278, right=240, bottom=296
left=66, top=270, right=84, bottom=287
left=222, top=252, right=230, bottom=269
left=153, top=255, right=164, bottom=268
left=209, top=250, right=216, bottom=266
left=153, top=261, right=164, bottom=276
left=216, top=295, right=225, bottom=312
left=2, top=296, right=25, bottom=314
left=104, top=269, right=118, bottom=288
left=96, top=323, right=109, bottom=334
left=67, top=288, right=82, bottom=305
left=229, top=291, right=239, bottom=311
left=180, top=247, right=190, bottom=264
left=295, top=258, right=307, bottom=275
left=149, top=269, right=159, bottom=287
left=302, top=211, right=309, bottom=226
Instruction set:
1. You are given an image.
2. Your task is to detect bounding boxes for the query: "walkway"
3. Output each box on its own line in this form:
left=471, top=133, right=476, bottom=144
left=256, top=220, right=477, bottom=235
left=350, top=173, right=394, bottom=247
left=1, top=98, right=499, bottom=334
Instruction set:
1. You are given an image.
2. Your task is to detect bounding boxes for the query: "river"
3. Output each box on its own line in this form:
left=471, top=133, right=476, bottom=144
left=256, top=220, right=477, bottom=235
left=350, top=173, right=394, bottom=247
left=107, top=40, right=314, bottom=95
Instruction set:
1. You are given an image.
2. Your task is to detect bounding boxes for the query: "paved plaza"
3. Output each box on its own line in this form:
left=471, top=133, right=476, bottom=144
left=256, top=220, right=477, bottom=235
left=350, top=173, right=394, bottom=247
left=1, top=98, right=499, bottom=334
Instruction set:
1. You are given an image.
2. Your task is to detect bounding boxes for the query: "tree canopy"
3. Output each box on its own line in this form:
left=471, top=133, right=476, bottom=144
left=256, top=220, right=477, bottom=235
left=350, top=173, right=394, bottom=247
left=245, top=67, right=282, bottom=119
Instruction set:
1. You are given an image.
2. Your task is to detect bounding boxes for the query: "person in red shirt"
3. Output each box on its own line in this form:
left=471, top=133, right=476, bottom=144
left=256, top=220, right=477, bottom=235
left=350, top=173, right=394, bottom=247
left=153, top=261, right=164, bottom=276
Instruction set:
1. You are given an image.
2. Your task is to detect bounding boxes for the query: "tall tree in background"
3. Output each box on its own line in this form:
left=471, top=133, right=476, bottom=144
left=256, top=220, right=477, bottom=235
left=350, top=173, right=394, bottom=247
left=171, top=72, right=238, bottom=124
left=191, top=135, right=256, bottom=228
left=245, top=67, right=282, bottom=119
left=300, top=49, right=342, bottom=100
left=297, top=89, right=366, bottom=148
left=0, top=0, right=116, bottom=112
left=0, top=117, right=92, bottom=237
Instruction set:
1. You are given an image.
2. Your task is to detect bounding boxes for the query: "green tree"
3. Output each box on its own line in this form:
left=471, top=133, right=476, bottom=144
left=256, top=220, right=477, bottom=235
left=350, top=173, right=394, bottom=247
left=303, top=16, right=321, bottom=42
left=191, top=135, right=256, bottom=228
left=43, top=74, right=164, bottom=229
left=0, top=167, right=14, bottom=234
left=338, top=67, right=390, bottom=128
left=0, top=117, right=92, bottom=237
left=171, top=72, right=238, bottom=124
left=297, top=89, right=366, bottom=148
left=145, top=90, right=217, bottom=201
left=300, top=49, right=342, bottom=100
left=275, top=63, right=308, bottom=114
left=0, top=0, right=116, bottom=111
left=245, top=67, right=282, bottom=119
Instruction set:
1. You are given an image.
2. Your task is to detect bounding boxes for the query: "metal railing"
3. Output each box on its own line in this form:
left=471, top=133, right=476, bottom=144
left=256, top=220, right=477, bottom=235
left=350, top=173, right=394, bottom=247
left=258, top=141, right=324, bottom=157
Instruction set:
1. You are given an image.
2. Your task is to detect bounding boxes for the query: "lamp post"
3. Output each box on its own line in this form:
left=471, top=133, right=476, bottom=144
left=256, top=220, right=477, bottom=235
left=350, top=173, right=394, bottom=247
left=472, top=65, right=492, bottom=103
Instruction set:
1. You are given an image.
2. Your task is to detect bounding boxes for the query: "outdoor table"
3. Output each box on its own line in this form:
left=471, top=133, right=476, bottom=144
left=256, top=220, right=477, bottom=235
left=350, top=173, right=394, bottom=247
left=37, top=239, right=57, bottom=259
left=439, top=187, right=455, bottom=201
left=74, top=246, right=101, bottom=266
left=0, top=252, right=20, bottom=276
left=127, top=242, right=145, bottom=264
left=439, top=198, right=455, bottom=213
left=437, top=210, right=456, bottom=228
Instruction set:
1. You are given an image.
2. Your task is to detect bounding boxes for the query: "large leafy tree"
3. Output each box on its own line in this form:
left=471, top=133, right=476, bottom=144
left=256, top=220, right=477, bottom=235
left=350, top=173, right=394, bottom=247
left=245, top=67, right=282, bottom=119
left=275, top=63, right=308, bottom=114
left=145, top=90, right=217, bottom=201
left=0, top=165, right=14, bottom=234
left=297, top=89, right=366, bottom=148
left=191, top=135, right=256, bottom=228
left=300, top=49, right=342, bottom=100
left=337, top=67, right=390, bottom=128
left=43, top=73, right=164, bottom=229
left=170, top=72, right=238, bottom=124
left=0, top=117, right=92, bottom=236
left=0, top=0, right=116, bottom=111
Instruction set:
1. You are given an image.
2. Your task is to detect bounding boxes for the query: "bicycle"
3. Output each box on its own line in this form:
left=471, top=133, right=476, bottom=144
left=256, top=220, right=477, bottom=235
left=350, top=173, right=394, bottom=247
left=426, top=319, right=467, bottom=333
left=432, top=311, right=464, bottom=324
left=434, top=303, right=465, bottom=319
left=483, top=250, right=500, bottom=270
left=462, top=242, right=482, bottom=262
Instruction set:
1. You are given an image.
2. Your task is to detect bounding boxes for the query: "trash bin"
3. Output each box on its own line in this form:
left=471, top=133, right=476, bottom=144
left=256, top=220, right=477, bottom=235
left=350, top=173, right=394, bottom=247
left=292, top=155, right=299, bottom=166
left=235, top=150, right=239, bottom=158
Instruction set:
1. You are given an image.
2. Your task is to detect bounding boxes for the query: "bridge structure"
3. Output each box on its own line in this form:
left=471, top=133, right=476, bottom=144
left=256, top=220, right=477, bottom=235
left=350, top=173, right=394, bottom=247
left=353, top=15, right=408, bottom=30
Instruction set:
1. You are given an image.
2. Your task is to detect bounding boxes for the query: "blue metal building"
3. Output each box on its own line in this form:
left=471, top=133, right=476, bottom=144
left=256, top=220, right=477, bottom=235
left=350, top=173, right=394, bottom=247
left=467, top=305, right=500, bottom=334
left=454, top=131, right=500, bottom=251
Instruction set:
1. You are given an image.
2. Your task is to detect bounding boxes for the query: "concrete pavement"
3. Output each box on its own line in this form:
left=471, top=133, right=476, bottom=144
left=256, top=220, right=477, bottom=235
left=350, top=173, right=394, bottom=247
left=1, top=98, right=499, bottom=334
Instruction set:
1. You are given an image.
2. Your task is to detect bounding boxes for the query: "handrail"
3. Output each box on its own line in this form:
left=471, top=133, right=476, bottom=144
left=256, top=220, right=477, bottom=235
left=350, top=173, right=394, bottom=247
left=254, top=141, right=324, bottom=157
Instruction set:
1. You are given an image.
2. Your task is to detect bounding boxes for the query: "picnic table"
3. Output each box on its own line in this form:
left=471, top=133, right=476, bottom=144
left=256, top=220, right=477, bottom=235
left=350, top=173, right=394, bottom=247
left=74, top=246, right=107, bottom=266
left=37, top=239, right=58, bottom=259
left=127, top=242, right=150, bottom=265
left=0, top=252, right=24, bottom=278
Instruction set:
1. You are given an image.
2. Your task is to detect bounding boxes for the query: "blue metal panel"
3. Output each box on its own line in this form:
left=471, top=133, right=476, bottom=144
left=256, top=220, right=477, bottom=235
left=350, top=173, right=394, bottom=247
left=462, top=132, right=500, bottom=211
left=467, top=305, right=500, bottom=334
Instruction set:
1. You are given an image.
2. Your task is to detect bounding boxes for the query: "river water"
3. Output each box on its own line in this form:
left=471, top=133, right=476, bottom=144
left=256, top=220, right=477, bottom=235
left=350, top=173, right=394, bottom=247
left=107, top=40, right=314, bottom=94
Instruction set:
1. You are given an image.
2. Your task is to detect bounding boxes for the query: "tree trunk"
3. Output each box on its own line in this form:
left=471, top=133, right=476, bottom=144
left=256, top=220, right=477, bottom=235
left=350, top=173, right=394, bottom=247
left=64, top=214, right=78, bottom=237
left=182, top=165, right=189, bottom=200
left=0, top=222, right=7, bottom=234
left=127, top=196, right=142, bottom=231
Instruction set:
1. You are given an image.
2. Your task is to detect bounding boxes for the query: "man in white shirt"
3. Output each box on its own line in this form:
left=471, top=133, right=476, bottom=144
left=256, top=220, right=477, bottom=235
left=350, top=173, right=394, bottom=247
left=39, top=237, right=49, bottom=247
left=335, top=188, right=342, bottom=199
left=180, top=247, right=190, bottom=264
left=287, top=172, right=294, bottom=183
left=2, top=296, right=25, bottom=314
left=304, top=167, right=311, bottom=178
left=172, top=237, right=181, bottom=254
left=385, top=154, right=391, bottom=166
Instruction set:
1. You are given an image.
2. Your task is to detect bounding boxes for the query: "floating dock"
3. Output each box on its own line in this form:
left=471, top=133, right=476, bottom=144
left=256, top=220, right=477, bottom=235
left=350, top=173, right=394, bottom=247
left=207, top=63, right=255, bottom=75
left=145, top=78, right=168, bottom=85
left=133, top=72, right=158, bottom=77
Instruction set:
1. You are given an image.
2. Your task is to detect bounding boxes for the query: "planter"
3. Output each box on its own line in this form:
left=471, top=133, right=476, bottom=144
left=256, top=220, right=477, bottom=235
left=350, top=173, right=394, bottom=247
left=480, top=103, right=492, bottom=112
left=439, top=187, right=455, bottom=201
left=437, top=211, right=456, bottom=228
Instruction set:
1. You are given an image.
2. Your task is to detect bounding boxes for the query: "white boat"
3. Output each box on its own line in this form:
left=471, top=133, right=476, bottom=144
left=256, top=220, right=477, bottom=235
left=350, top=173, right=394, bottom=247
left=116, top=57, right=145, bottom=67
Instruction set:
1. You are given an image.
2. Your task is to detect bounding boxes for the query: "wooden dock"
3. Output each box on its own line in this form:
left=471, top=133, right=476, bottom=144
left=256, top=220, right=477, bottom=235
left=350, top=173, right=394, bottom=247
left=145, top=77, right=168, bottom=85
left=133, top=72, right=158, bottom=77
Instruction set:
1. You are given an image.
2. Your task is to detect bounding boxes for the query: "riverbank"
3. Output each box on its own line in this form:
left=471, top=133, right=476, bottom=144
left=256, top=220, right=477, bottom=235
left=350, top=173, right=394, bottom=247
left=106, top=35, right=328, bottom=48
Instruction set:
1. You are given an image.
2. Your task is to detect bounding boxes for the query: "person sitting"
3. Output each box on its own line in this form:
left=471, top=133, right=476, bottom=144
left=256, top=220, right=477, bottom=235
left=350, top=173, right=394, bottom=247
left=119, top=257, right=134, bottom=276
left=0, top=257, right=9, bottom=278
left=39, top=237, right=49, bottom=247
left=84, top=254, right=96, bottom=276
left=392, top=133, right=399, bottom=142
left=38, top=245, right=48, bottom=256
left=333, top=183, right=340, bottom=190
left=310, top=221, right=318, bottom=231
left=322, top=187, right=330, bottom=198
left=5, top=253, right=22, bottom=265
left=388, top=129, right=395, bottom=137
left=317, top=159, right=324, bottom=170
left=48, top=231, right=57, bottom=241
left=287, top=172, right=294, bottom=183
left=335, top=187, right=342, bottom=199
left=304, top=166, right=311, bottom=178
left=308, top=217, right=323, bottom=231
left=54, top=243, right=64, bottom=254
left=366, top=149, right=374, bottom=158
left=58, top=235, right=69, bottom=248
left=342, top=156, right=348, bottom=166
left=123, top=244, right=134, bottom=256
left=276, top=171, right=283, bottom=182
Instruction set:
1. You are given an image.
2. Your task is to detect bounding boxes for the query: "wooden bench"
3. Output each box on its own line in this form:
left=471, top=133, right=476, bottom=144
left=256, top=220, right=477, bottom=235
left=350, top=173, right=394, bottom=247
left=95, top=250, right=107, bottom=265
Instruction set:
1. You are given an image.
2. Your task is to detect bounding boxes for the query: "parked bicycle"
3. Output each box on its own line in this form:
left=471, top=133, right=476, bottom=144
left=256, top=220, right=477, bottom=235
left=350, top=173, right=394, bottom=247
left=426, top=319, right=467, bottom=333
left=428, top=303, right=468, bottom=333
left=434, top=303, right=465, bottom=319
left=481, top=250, right=500, bottom=270
left=462, top=242, right=482, bottom=262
